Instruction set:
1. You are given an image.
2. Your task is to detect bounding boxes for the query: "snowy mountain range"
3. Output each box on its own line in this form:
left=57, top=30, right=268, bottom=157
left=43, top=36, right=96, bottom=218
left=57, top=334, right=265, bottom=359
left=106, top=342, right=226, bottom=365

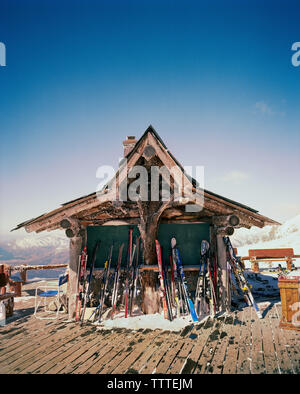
left=0, top=230, right=68, bottom=267
left=231, top=214, right=300, bottom=257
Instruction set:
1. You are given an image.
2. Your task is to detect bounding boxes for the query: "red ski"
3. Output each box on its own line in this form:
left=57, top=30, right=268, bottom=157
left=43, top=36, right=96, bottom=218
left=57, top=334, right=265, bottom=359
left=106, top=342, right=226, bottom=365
left=111, top=243, right=125, bottom=319
left=155, top=240, right=172, bottom=321
left=124, top=227, right=133, bottom=318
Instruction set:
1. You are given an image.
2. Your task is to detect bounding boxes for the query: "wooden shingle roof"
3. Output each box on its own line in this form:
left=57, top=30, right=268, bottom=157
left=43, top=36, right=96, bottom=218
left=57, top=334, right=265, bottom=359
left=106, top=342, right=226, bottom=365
left=12, top=125, right=280, bottom=233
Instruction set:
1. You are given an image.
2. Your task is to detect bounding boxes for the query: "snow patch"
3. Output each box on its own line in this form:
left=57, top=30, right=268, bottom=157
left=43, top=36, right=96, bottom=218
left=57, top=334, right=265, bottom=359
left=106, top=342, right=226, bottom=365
left=96, top=312, right=205, bottom=332
left=14, top=296, right=36, bottom=302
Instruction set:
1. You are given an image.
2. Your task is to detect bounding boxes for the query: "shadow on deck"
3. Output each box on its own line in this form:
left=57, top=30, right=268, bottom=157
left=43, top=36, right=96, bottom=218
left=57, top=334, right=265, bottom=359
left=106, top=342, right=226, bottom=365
left=0, top=298, right=299, bottom=374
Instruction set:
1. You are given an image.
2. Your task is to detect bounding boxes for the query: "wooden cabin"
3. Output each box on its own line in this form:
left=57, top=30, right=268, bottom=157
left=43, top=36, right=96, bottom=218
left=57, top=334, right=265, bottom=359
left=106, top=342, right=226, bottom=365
left=13, top=125, right=279, bottom=320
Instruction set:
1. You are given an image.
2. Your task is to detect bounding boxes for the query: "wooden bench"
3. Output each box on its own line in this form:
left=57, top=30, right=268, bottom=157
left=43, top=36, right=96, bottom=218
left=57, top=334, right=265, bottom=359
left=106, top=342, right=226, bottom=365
left=248, top=248, right=296, bottom=273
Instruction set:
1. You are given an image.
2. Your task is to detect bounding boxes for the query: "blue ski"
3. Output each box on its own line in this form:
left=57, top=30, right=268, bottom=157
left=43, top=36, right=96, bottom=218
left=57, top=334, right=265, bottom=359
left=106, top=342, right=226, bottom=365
left=171, top=237, right=198, bottom=322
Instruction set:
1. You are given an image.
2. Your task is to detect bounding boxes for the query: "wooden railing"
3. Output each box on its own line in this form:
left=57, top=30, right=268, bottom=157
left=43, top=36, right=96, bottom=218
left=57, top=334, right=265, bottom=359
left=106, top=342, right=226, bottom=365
left=1, top=263, right=68, bottom=298
left=11, top=263, right=68, bottom=282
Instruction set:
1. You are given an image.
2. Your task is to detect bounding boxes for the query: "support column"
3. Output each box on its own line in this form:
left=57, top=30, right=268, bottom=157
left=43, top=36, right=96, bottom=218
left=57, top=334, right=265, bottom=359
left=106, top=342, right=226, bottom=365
left=217, top=235, right=231, bottom=312
left=137, top=199, right=170, bottom=314
left=68, top=236, right=83, bottom=320
left=20, top=269, right=27, bottom=283
left=286, top=257, right=292, bottom=271
left=250, top=259, right=260, bottom=273
left=63, top=218, right=86, bottom=321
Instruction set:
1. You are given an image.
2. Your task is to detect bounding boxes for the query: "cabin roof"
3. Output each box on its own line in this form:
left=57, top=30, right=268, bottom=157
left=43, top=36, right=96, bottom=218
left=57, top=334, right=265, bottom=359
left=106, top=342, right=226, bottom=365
left=12, top=125, right=280, bottom=233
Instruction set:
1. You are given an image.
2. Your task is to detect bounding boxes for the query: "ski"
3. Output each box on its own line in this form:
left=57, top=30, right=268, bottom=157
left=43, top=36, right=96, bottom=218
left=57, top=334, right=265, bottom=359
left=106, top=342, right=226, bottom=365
left=207, top=258, right=217, bottom=316
left=124, top=227, right=134, bottom=318
left=126, top=244, right=136, bottom=316
left=111, top=243, right=124, bottom=319
left=80, top=240, right=101, bottom=325
left=223, top=237, right=262, bottom=319
left=170, top=255, right=180, bottom=317
left=200, top=240, right=217, bottom=316
left=75, top=246, right=88, bottom=322
left=90, top=244, right=113, bottom=323
left=171, top=243, right=187, bottom=316
left=195, top=240, right=210, bottom=317
left=129, top=235, right=141, bottom=317
left=161, top=246, right=173, bottom=320
left=171, top=237, right=198, bottom=322
left=155, top=239, right=173, bottom=321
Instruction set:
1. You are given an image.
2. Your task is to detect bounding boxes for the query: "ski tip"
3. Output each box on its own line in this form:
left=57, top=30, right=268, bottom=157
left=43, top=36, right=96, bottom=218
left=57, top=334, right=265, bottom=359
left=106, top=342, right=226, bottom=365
left=200, top=240, right=210, bottom=255
left=171, top=237, right=176, bottom=248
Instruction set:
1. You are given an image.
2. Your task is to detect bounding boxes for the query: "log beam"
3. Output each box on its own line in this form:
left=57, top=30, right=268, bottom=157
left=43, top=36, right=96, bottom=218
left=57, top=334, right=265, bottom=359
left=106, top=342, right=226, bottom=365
left=212, top=214, right=240, bottom=227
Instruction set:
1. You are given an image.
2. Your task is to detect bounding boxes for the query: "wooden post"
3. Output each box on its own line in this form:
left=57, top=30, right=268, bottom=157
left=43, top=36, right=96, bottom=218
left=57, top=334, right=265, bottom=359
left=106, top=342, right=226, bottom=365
left=286, top=257, right=292, bottom=271
left=0, top=264, right=6, bottom=295
left=137, top=199, right=170, bottom=314
left=66, top=219, right=86, bottom=321
left=68, top=236, right=83, bottom=320
left=250, top=259, right=260, bottom=273
left=20, top=269, right=27, bottom=283
left=217, top=235, right=231, bottom=312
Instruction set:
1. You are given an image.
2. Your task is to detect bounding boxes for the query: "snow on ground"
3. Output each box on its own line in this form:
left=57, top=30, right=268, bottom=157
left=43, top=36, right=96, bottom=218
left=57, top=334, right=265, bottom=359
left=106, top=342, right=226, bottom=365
left=96, top=311, right=209, bottom=332
left=14, top=296, right=36, bottom=302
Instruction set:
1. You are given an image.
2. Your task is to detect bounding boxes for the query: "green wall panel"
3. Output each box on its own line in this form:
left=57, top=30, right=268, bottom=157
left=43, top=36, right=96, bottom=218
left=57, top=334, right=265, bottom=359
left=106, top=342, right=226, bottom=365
left=86, top=223, right=210, bottom=269
left=158, top=223, right=210, bottom=266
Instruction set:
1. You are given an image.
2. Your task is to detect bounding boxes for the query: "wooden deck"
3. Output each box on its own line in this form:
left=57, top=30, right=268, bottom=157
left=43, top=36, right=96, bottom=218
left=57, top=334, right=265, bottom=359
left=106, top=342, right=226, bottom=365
left=0, top=300, right=299, bottom=374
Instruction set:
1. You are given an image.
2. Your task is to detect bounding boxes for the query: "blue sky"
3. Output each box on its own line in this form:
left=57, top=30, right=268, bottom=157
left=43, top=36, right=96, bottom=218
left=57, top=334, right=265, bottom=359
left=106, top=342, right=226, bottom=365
left=0, top=0, right=299, bottom=235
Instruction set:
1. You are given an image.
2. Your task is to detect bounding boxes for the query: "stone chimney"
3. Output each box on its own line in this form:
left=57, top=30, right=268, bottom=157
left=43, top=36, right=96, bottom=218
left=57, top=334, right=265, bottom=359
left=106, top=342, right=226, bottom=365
left=123, top=136, right=137, bottom=157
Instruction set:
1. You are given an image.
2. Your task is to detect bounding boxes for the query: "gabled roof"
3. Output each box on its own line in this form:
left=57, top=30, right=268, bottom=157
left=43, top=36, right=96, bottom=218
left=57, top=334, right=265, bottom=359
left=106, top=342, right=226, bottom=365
left=12, top=125, right=280, bottom=233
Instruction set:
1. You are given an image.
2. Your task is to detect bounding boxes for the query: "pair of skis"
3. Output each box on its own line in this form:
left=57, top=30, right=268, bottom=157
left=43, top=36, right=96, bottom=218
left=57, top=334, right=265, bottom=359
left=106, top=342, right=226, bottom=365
left=155, top=238, right=198, bottom=322
left=223, top=237, right=262, bottom=319
left=171, top=238, right=198, bottom=322
left=88, top=244, right=114, bottom=323
left=111, top=235, right=141, bottom=319
left=124, top=228, right=140, bottom=318
left=155, top=240, right=173, bottom=321
left=80, top=240, right=101, bottom=325
left=111, top=243, right=124, bottom=319
left=169, top=255, right=181, bottom=317
left=195, top=240, right=218, bottom=317
left=128, top=236, right=141, bottom=317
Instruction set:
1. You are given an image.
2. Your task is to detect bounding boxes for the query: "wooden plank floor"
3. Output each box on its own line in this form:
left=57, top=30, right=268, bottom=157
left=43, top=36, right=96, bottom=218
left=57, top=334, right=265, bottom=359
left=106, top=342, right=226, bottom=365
left=0, top=302, right=299, bottom=374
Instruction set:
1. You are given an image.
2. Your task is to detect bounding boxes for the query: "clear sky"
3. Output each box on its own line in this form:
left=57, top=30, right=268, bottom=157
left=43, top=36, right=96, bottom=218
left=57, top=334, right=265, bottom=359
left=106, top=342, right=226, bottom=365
left=0, top=0, right=299, bottom=235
